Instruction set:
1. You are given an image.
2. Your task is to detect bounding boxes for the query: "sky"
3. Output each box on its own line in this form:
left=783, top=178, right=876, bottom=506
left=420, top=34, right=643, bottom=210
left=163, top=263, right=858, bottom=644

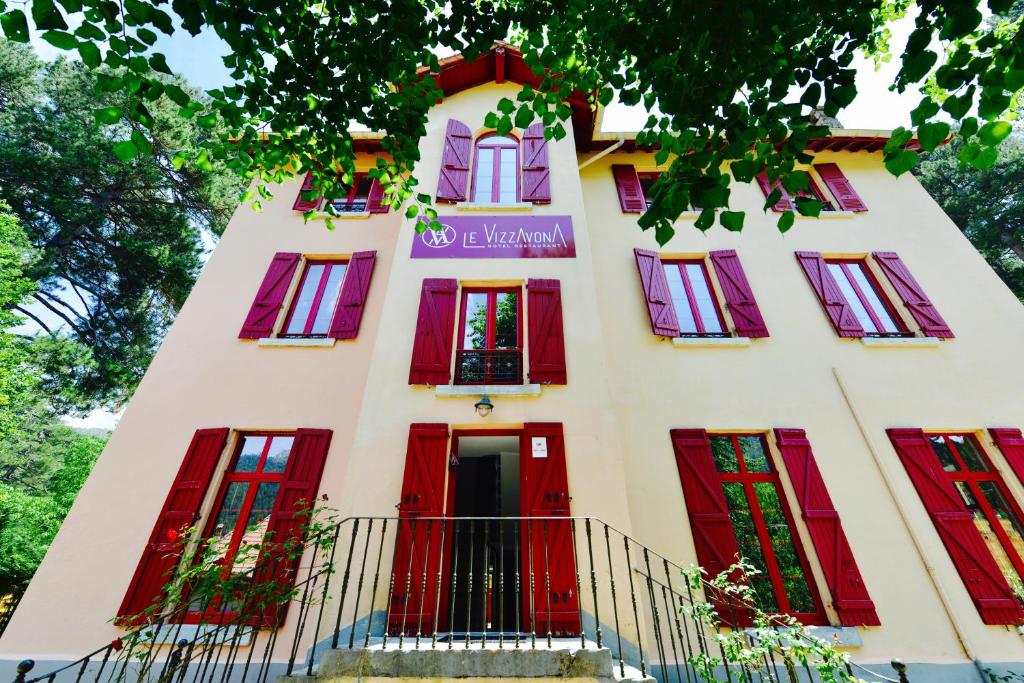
left=32, top=16, right=927, bottom=431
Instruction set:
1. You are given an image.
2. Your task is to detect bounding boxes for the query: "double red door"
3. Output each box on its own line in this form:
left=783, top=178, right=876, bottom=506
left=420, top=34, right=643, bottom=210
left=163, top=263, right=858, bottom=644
left=387, top=423, right=580, bottom=637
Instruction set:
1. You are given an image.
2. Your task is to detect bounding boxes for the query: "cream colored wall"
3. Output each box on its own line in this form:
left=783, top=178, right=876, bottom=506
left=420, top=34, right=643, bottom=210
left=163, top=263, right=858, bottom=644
left=580, top=149, right=1024, bottom=664
left=0, top=162, right=401, bottom=657
left=6, top=76, right=1024, bottom=672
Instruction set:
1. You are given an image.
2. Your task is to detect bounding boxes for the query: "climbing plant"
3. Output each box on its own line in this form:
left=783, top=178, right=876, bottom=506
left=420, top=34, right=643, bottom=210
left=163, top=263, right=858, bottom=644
left=1, top=0, right=1022, bottom=243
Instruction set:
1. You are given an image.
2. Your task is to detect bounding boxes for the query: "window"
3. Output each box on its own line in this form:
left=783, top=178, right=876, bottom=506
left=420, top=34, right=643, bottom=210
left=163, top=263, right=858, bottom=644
left=663, top=260, right=727, bottom=337
left=283, top=260, right=348, bottom=336
left=327, top=173, right=373, bottom=213
left=709, top=434, right=826, bottom=622
left=204, top=434, right=295, bottom=571
left=928, top=434, right=1024, bottom=593
left=637, top=172, right=660, bottom=210
left=471, top=135, right=519, bottom=204
left=824, top=259, right=905, bottom=336
left=456, top=287, right=522, bottom=384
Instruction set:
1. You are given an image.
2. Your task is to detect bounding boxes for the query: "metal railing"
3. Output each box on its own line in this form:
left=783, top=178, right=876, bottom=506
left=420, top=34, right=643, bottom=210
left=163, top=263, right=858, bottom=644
left=454, top=349, right=523, bottom=385
left=8, top=516, right=911, bottom=683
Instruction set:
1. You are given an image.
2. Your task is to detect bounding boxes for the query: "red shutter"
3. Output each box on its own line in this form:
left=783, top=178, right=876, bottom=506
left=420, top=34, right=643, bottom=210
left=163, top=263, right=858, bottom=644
left=872, top=252, right=953, bottom=339
left=521, top=423, right=580, bottom=636
left=612, top=165, right=645, bottom=213
left=328, top=251, right=376, bottom=339
left=773, top=429, right=880, bottom=626
left=366, top=178, right=389, bottom=213
left=408, top=278, right=458, bottom=385
left=669, top=429, right=745, bottom=621
left=634, top=248, right=680, bottom=337
left=118, top=428, right=229, bottom=619
left=989, top=428, right=1024, bottom=487
left=526, top=279, right=566, bottom=385
left=292, top=172, right=322, bottom=212
left=251, top=428, right=333, bottom=626
left=755, top=172, right=794, bottom=212
left=794, top=251, right=865, bottom=337
left=522, top=123, right=551, bottom=204
left=887, top=428, right=1023, bottom=625
left=708, top=250, right=769, bottom=338
left=814, top=163, right=867, bottom=212
left=239, top=252, right=302, bottom=339
left=388, top=423, right=448, bottom=635
left=436, top=119, right=472, bottom=202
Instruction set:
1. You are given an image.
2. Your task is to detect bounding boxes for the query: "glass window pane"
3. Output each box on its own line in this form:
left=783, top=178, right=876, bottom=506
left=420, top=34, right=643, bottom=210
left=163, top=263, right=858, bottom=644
left=684, top=264, right=723, bottom=334
left=928, top=435, right=961, bottom=472
left=722, top=482, right=778, bottom=613
left=235, top=436, right=266, bottom=472
left=738, top=437, right=771, bottom=473
left=950, top=435, right=989, bottom=472
left=233, top=482, right=280, bottom=571
left=498, top=148, right=517, bottom=203
left=710, top=437, right=739, bottom=473
left=638, top=175, right=658, bottom=208
left=495, top=292, right=518, bottom=348
left=663, top=264, right=698, bottom=334
left=754, top=482, right=816, bottom=613
left=827, top=263, right=878, bottom=333
left=463, top=293, right=488, bottom=349
left=847, top=264, right=899, bottom=333
left=966, top=482, right=1024, bottom=588
left=310, top=264, right=347, bottom=335
left=482, top=136, right=517, bottom=146
left=209, top=482, right=249, bottom=560
left=473, top=148, right=494, bottom=202
left=264, top=436, right=294, bottom=473
left=286, top=264, right=325, bottom=335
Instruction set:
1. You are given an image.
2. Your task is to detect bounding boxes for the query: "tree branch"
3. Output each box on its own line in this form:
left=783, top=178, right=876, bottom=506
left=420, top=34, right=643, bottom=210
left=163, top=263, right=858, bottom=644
left=13, top=306, right=55, bottom=335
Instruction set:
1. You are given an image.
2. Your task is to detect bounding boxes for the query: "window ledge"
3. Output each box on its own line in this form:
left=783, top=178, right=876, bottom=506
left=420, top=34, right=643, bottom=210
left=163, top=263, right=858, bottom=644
left=745, top=626, right=863, bottom=649
left=141, top=624, right=252, bottom=646
left=860, top=336, right=940, bottom=348
left=435, top=383, right=542, bottom=397
left=455, top=202, right=534, bottom=212
left=258, top=337, right=337, bottom=348
left=671, top=336, right=751, bottom=348
left=313, top=211, right=371, bottom=220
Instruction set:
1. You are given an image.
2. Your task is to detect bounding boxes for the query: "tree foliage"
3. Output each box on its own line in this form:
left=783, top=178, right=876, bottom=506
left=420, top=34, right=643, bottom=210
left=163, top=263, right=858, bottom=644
left=0, top=41, right=244, bottom=406
left=1, top=0, right=1022, bottom=244
left=916, top=128, right=1024, bottom=300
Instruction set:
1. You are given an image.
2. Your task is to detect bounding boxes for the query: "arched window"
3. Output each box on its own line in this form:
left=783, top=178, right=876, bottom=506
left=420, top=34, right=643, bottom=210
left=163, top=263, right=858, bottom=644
left=471, top=135, right=519, bottom=203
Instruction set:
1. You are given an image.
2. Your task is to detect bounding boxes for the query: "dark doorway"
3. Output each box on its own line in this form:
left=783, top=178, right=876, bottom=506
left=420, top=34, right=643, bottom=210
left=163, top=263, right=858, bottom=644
left=447, top=434, right=521, bottom=637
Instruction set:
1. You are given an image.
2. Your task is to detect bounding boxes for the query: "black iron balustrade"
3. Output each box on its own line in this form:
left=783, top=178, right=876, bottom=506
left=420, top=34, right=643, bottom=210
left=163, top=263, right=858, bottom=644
left=7, top=516, right=911, bottom=683
left=454, top=349, right=522, bottom=385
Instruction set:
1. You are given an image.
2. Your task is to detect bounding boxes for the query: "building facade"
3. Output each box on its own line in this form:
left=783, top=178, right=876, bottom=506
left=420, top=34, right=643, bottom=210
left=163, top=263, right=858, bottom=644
left=3, top=46, right=1024, bottom=682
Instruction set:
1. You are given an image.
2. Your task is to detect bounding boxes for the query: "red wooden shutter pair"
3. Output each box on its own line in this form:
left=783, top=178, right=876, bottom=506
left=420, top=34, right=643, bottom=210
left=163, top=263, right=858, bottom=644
left=888, top=429, right=1023, bottom=625
left=436, top=119, right=473, bottom=202
left=755, top=166, right=866, bottom=212
left=990, top=428, right=1024, bottom=484
left=118, top=428, right=334, bottom=623
left=292, top=172, right=389, bottom=213
left=612, top=165, right=647, bottom=213
left=408, top=279, right=567, bottom=385
left=795, top=252, right=953, bottom=338
left=521, top=123, right=552, bottom=204
left=520, top=422, right=580, bottom=636
left=634, top=249, right=768, bottom=338
left=773, top=429, right=880, bottom=626
left=239, top=251, right=377, bottom=340
left=389, top=423, right=449, bottom=635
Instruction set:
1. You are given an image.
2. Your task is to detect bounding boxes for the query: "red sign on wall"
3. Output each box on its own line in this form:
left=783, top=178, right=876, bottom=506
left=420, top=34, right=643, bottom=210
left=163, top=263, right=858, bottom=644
left=412, top=216, right=576, bottom=259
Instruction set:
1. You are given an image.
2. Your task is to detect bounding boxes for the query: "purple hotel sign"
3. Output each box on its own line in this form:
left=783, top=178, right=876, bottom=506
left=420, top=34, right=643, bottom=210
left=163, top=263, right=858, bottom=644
left=412, top=215, right=576, bottom=259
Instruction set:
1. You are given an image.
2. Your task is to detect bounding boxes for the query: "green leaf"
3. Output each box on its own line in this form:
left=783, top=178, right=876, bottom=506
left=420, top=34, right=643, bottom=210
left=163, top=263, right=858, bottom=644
left=78, top=41, right=101, bottom=67
left=496, top=97, right=515, bottom=115
left=719, top=211, right=745, bottom=232
left=916, top=122, right=950, bottom=152
left=942, top=91, right=973, bottom=119
left=730, top=159, right=756, bottom=183
left=136, top=27, right=158, bottom=46
left=483, top=112, right=499, bottom=128
left=405, top=204, right=419, bottom=219
left=40, top=30, right=77, bottom=50
left=123, top=0, right=151, bottom=22
left=131, top=129, right=152, bottom=156
left=971, top=146, right=998, bottom=170
left=514, top=105, right=533, bottom=129
left=171, top=152, right=187, bottom=170
left=655, top=223, right=674, bottom=246
left=794, top=196, right=822, bottom=217
left=694, top=208, right=714, bottom=232
left=164, top=84, right=191, bottom=107
left=496, top=115, right=513, bottom=137
left=884, top=149, right=919, bottom=176
left=113, top=140, right=140, bottom=162
left=93, top=106, right=122, bottom=125
left=32, top=0, right=67, bottom=30
left=978, top=121, right=1012, bottom=146
left=1, top=10, right=30, bottom=41
left=777, top=211, right=795, bottom=233
left=197, top=112, right=217, bottom=129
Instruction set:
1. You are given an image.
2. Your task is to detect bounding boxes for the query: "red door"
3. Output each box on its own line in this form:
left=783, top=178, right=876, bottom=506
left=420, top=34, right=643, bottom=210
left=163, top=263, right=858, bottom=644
left=389, top=424, right=449, bottom=636
left=520, top=423, right=581, bottom=636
